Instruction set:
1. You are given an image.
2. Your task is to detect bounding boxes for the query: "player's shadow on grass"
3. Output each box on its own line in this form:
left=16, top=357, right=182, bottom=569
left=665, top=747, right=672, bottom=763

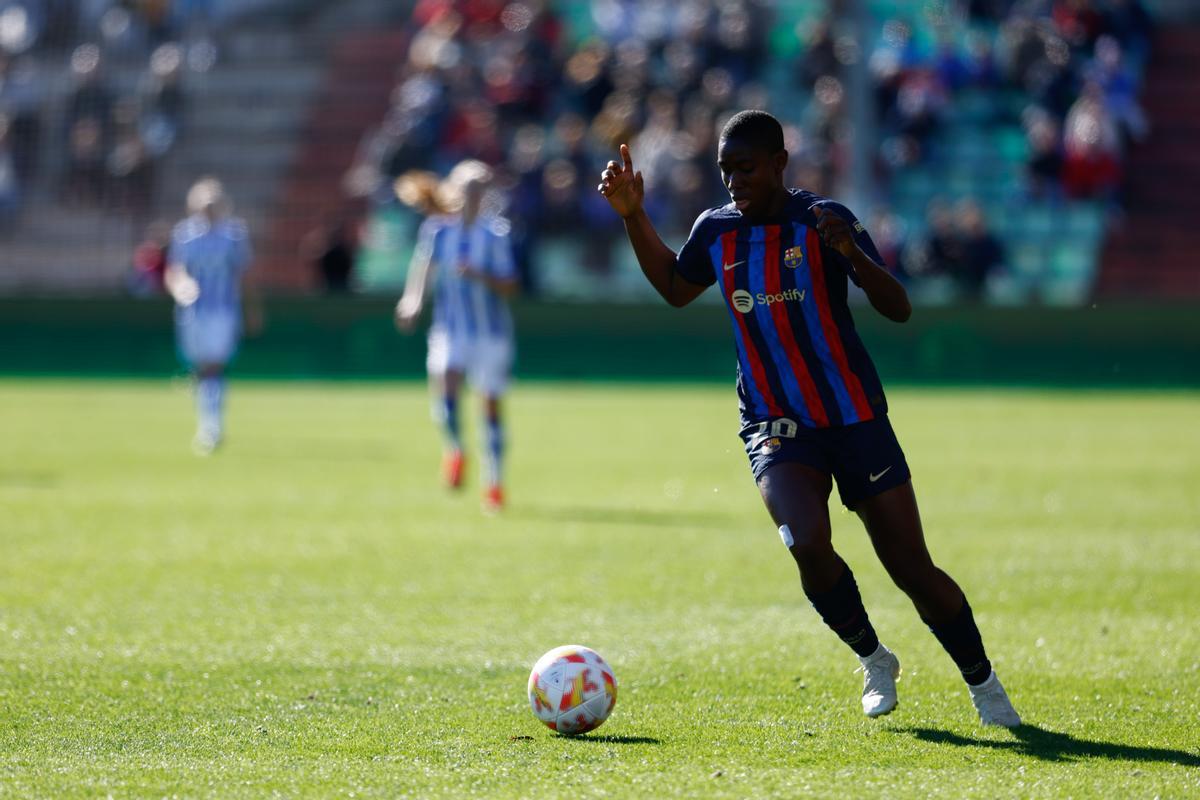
left=899, top=725, right=1200, bottom=767
left=515, top=504, right=740, bottom=530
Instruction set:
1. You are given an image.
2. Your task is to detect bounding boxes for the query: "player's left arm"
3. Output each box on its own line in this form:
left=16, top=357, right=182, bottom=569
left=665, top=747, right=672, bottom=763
left=235, top=225, right=263, bottom=336
left=814, top=206, right=911, bottom=323
left=241, top=268, right=264, bottom=336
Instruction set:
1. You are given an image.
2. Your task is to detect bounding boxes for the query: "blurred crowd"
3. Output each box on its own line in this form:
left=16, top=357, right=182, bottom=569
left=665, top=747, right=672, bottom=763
left=0, top=0, right=1159, bottom=300
left=345, top=0, right=1152, bottom=292
left=345, top=0, right=782, bottom=277
left=867, top=0, right=1153, bottom=296
left=868, top=0, right=1152, bottom=202
left=59, top=39, right=188, bottom=217
left=0, top=0, right=228, bottom=232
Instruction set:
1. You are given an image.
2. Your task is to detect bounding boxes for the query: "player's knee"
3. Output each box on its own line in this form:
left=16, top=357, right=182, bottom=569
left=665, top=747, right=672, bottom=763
left=778, top=523, right=833, bottom=563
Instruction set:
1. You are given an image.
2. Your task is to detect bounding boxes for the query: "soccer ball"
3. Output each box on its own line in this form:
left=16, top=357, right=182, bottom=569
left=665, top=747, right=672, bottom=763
left=527, top=645, right=617, bottom=735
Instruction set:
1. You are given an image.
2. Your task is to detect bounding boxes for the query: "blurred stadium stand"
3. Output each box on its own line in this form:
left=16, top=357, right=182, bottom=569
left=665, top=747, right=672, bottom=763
left=1097, top=23, right=1200, bottom=298
left=0, top=0, right=1196, bottom=303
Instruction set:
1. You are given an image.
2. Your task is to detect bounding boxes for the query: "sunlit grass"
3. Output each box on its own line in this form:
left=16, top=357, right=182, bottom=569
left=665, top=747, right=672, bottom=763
left=1, top=381, right=1198, bottom=798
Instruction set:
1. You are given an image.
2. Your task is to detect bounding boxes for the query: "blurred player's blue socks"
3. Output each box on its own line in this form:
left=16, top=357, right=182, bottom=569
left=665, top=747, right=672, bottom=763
left=805, top=562, right=880, bottom=658
left=925, top=597, right=992, bottom=686
left=436, top=394, right=461, bottom=452
left=484, top=410, right=503, bottom=487
left=197, top=375, right=225, bottom=435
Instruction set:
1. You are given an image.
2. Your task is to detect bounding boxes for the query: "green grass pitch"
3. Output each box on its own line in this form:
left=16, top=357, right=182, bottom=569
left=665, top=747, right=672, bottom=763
left=1, top=380, right=1198, bottom=798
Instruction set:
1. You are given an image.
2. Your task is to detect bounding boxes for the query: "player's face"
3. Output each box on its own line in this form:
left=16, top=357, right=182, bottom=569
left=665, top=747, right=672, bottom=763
left=717, top=137, right=787, bottom=218
left=462, top=182, right=483, bottom=222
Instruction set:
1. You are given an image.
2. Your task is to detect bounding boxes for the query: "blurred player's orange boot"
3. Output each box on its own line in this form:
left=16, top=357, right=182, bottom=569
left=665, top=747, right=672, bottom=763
left=483, top=485, right=504, bottom=513
left=442, top=450, right=465, bottom=489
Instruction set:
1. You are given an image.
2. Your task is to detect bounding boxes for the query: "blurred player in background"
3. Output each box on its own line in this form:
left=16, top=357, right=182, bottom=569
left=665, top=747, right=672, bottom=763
left=394, top=161, right=519, bottom=512
left=599, top=111, right=1020, bottom=727
left=164, top=177, right=260, bottom=455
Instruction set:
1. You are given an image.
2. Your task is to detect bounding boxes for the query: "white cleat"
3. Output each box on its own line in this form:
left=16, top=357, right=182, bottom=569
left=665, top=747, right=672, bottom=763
left=968, top=671, right=1022, bottom=727
left=191, top=427, right=221, bottom=456
left=857, top=643, right=901, bottom=718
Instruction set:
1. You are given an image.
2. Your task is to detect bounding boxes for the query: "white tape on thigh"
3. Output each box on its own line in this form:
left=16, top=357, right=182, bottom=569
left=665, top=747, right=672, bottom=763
left=778, top=525, right=794, bottom=548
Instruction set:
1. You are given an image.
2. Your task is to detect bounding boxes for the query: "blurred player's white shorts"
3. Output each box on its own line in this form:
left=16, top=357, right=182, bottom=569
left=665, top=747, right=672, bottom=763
left=426, top=328, right=513, bottom=395
left=176, top=310, right=240, bottom=367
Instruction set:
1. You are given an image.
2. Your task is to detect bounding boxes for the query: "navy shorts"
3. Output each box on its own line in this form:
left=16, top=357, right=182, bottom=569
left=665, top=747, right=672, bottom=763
left=739, top=415, right=911, bottom=509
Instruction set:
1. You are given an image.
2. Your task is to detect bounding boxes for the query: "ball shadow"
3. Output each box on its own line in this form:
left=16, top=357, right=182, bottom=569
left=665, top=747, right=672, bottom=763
left=556, top=733, right=663, bottom=745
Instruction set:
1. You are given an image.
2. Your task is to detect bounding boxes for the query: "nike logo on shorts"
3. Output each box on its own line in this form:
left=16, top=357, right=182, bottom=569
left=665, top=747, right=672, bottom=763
left=869, top=466, right=892, bottom=483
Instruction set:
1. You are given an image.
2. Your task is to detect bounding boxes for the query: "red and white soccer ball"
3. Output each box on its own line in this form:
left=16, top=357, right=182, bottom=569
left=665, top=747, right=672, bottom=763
left=527, top=645, right=617, bottom=735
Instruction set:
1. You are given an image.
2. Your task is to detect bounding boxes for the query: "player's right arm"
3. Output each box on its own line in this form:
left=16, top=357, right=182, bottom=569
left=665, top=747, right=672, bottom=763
left=163, top=230, right=199, bottom=306
left=598, top=144, right=707, bottom=308
left=395, top=220, right=436, bottom=332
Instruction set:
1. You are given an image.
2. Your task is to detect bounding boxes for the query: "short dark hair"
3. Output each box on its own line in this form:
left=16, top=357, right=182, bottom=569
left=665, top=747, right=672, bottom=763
left=720, top=110, right=784, bottom=153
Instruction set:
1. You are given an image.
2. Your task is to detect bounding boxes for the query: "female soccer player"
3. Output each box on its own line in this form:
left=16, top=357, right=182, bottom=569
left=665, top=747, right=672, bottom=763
left=164, top=177, right=260, bottom=455
left=597, top=110, right=1020, bottom=726
left=395, top=161, right=519, bottom=512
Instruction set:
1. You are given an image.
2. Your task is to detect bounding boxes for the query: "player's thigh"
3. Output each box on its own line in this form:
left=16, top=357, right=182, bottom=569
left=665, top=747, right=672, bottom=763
left=467, top=337, right=514, bottom=398
left=177, top=312, right=238, bottom=367
left=756, top=462, right=835, bottom=552
left=855, top=480, right=936, bottom=572
left=426, top=328, right=469, bottom=379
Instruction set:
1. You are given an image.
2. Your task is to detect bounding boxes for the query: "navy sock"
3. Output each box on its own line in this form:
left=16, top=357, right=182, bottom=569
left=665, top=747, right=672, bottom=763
left=484, top=411, right=503, bottom=487
left=438, top=395, right=461, bottom=451
left=926, top=597, right=992, bottom=686
left=805, top=562, right=881, bottom=658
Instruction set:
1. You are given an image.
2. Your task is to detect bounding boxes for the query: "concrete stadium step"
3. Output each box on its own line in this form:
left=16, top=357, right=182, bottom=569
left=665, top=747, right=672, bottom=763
left=256, top=28, right=404, bottom=289
left=0, top=10, right=353, bottom=292
left=184, top=105, right=311, bottom=134
left=188, top=63, right=325, bottom=94
left=169, top=143, right=298, bottom=172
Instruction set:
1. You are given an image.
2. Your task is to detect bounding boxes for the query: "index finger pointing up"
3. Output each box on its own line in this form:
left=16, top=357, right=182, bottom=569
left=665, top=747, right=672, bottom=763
left=620, top=143, right=633, bottom=172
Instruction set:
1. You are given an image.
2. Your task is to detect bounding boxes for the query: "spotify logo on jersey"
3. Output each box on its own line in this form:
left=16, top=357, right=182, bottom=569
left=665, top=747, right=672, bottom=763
left=731, top=290, right=755, bottom=313
left=730, top=288, right=806, bottom=314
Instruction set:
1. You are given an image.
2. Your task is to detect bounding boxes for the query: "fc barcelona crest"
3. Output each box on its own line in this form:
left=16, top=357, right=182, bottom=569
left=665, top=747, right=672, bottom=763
left=784, top=246, right=804, bottom=269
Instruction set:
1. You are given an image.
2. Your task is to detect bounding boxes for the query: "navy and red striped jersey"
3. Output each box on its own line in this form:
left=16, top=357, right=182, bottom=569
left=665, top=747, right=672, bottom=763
left=676, top=189, right=888, bottom=429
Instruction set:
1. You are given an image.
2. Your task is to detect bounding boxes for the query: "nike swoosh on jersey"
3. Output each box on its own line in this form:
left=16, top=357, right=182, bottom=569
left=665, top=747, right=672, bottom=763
left=869, top=466, right=892, bottom=482
left=723, top=260, right=746, bottom=271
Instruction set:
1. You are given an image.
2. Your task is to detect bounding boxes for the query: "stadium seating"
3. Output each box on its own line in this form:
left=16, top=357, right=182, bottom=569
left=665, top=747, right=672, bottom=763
left=2, top=0, right=1192, bottom=303
left=1097, top=24, right=1200, bottom=298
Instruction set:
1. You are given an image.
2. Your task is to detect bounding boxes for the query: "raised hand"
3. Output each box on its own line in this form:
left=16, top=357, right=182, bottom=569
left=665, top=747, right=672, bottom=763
left=813, top=205, right=859, bottom=259
left=394, top=295, right=422, bottom=333
left=165, top=266, right=200, bottom=307
left=597, top=144, right=645, bottom=219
